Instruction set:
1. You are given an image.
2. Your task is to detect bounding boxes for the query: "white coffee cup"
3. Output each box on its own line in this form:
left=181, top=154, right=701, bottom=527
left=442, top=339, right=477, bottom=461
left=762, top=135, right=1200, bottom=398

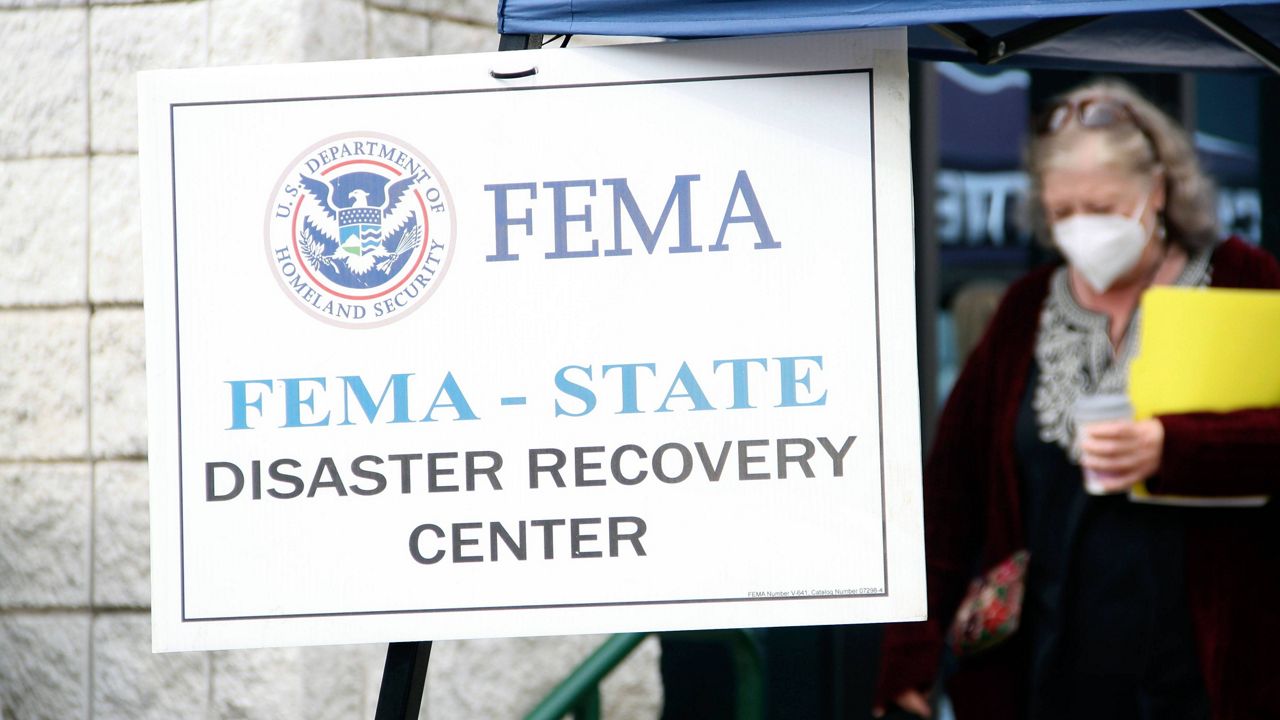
left=1072, top=393, right=1134, bottom=495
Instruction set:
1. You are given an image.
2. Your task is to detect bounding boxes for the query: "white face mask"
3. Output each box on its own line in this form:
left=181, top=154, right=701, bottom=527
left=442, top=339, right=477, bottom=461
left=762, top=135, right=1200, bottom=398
left=1051, top=192, right=1152, bottom=293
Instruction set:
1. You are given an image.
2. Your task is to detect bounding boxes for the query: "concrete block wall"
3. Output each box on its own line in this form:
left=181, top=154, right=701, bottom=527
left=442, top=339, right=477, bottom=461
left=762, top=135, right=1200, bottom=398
left=0, top=1, right=662, bottom=717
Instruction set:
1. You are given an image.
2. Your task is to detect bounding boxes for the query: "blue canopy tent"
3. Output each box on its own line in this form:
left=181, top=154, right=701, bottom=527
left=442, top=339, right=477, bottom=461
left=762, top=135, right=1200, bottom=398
left=496, top=1, right=1280, bottom=74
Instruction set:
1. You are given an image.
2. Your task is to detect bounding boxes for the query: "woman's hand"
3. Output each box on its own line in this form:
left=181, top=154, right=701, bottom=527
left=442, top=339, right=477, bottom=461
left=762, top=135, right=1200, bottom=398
left=1079, top=418, right=1164, bottom=492
left=872, top=689, right=932, bottom=718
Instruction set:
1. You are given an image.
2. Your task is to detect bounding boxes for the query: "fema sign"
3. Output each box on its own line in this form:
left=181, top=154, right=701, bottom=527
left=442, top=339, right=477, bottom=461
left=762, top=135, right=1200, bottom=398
left=139, top=29, right=925, bottom=652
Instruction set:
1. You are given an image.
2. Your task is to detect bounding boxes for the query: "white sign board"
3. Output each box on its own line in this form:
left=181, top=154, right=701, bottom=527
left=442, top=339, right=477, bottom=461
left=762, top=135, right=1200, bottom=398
left=140, top=29, right=924, bottom=652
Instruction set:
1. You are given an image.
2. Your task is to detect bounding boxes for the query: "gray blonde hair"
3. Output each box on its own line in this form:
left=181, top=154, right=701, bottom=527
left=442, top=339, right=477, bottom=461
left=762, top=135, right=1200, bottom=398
left=1027, top=78, right=1218, bottom=252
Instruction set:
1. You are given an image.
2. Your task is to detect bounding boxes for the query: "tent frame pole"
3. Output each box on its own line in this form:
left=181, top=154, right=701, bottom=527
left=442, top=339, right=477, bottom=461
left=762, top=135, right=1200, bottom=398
left=499, top=33, right=545, bottom=51
left=929, top=15, right=1102, bottom=64
left=1187, top=8, right=1280, bottom=76
left=930, top=8, right=1280, bottom=75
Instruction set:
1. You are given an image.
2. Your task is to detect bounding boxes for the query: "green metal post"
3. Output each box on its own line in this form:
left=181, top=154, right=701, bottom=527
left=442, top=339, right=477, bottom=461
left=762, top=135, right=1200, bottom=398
left=524, top=633, right=648, bottom=720
left=573, top=687, right=602, bottom=720
left=524, top=629, right=766, bottom=720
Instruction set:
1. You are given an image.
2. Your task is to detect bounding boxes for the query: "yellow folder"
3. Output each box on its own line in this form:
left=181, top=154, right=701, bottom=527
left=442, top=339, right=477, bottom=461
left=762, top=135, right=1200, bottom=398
left=1127, top=286, right=1280, bottom=507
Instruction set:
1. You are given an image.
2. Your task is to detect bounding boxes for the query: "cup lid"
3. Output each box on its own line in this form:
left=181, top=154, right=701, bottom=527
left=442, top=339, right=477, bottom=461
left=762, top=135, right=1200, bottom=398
left=1073, top=393, right=1133, bottom=422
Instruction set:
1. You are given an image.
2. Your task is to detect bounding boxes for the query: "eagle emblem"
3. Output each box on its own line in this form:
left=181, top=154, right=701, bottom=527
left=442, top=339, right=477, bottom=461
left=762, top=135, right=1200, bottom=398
left=266, top=133, right=454, bottom=328
left=296, top=170, right=423, bottom=287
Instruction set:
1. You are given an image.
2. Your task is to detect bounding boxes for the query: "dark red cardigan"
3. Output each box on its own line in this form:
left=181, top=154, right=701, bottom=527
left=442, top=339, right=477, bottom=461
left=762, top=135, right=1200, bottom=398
left=877, top=238, right=1280, bottom=719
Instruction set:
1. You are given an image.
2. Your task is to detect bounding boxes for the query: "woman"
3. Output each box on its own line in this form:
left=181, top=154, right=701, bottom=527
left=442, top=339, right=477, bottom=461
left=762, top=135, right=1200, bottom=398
left=875, top=80, right=1280, bottom=719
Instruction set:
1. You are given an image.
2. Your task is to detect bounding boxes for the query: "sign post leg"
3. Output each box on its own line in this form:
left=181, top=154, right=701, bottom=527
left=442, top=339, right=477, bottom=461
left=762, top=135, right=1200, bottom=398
left=374, top=641, right=433, bottom=720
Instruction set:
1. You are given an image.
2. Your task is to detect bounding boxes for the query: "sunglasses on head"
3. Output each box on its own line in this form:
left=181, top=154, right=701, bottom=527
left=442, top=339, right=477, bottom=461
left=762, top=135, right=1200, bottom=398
left=1035, top=96, right=1160, bottom=160
left=1038, top=96, right=1145, bottom=132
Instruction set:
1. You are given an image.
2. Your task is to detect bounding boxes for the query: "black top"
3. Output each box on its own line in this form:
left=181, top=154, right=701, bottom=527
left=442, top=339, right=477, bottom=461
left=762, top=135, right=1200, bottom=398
left=1015, top=361, right=1208, bottom=720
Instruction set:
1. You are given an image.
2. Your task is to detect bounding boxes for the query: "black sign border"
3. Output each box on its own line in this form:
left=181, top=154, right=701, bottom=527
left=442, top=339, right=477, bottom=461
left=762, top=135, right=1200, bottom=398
left=169, top=67, right=890, bottom=623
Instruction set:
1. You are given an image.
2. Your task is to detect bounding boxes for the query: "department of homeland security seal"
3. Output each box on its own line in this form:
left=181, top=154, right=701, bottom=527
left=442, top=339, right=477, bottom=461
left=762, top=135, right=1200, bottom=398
left=265, top=132, right=455, bottom=327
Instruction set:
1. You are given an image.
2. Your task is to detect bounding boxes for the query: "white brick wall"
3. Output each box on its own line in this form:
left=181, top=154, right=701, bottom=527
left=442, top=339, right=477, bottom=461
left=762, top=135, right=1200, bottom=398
left=89, top=155, right=144, bottom=303
left=0, top=464, right=93, bottom=606
left=0, top=614, right=92, bottom=720
left=0, top=0, right=663, bottom=717
left=0, top=9, right=88, bottom=158
left=0, top=158, right=89, bottom=305
left=0, top=310, right=90, bottom=458
left=92, top=614, right=210, bottom=720
left=370, top=7, right=432, bottom=58
left=92, top=462, right=150, bottom=607
left=89, top=2, right=211, bottom=154
left=89, top=308, right=148, bottom=458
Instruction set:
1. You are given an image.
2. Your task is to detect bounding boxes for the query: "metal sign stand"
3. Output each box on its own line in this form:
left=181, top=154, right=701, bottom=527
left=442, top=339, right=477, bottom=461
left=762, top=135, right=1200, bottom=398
left=374, top=641, right=434, bottom=720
